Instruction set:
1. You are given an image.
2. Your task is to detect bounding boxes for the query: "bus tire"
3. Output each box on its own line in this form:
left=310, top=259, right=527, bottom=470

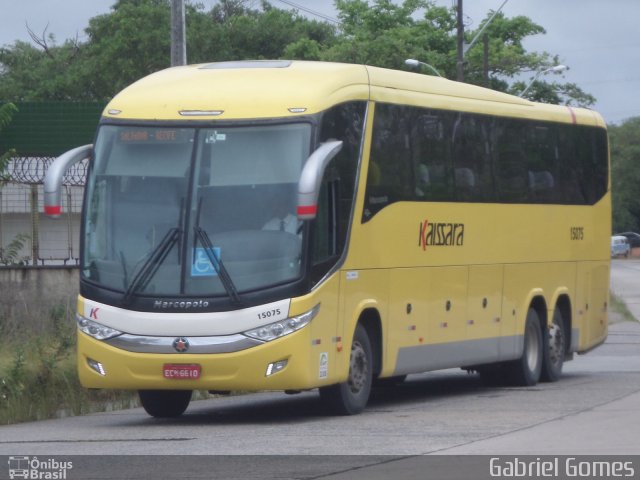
left=319, top=324, right=372, bottom=415
left=138, top=390, right=192, bottom=418
left=541, top=307, right=566, bottom=382
left=507, top=308, right=543, bottom=386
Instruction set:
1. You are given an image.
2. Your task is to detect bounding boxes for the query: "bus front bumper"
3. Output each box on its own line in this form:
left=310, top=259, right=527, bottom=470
left=77, top=328, right=322, bottom=391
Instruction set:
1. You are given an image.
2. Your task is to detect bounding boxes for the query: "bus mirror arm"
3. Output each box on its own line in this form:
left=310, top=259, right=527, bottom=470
left=297, top=140, right=343, bottom=220
left=43, top=144, right=93, bottom=218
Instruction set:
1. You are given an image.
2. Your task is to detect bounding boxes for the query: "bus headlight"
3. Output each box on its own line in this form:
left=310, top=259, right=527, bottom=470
left=76, top=314, right=123, bottom=340
left=244, top=304, right=320, bottom=342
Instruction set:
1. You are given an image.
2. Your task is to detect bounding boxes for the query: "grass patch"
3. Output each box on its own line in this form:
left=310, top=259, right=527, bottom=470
left=0, top=303, right=215, bottom=424
left=609, top=291, right=638, bottom=323
left=0, top=304, right=138, bottom=425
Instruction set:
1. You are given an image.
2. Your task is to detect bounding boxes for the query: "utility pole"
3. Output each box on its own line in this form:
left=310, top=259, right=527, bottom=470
left=456, top=0, right=464, bottom=82
left=483, top=34, right=489, bottom=87
left=171, top=0, right=186, bottom=66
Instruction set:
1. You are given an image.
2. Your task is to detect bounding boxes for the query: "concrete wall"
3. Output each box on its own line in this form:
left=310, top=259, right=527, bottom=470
left=0, top=267, right=79, bottom=335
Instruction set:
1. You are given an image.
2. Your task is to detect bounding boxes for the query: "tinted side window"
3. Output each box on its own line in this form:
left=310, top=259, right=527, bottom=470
left=364, top=104, right=454, bottom=221
left=452, top=114, right=495, bottom=202
left=572, top=126, right=608, bottom=204
left=364, top=104, right=418, bottom=220
left=362, top=102, right=609, bottom=222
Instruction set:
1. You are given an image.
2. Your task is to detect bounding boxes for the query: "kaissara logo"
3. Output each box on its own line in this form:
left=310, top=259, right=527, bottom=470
left=418, top=219, right=465, bottom=250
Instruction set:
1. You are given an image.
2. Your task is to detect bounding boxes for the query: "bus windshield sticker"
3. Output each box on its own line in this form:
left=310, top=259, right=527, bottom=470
left=205, top=131, right=227, bottom=144
left=191, top=247, right=221, bottom=277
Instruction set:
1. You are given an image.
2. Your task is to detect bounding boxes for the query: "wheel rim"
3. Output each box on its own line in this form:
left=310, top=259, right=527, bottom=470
left=348, top=340, right=369, bottom=394
left=525, top=320, right=541, bottom=372
left=547, top=322, right=564, bottom=367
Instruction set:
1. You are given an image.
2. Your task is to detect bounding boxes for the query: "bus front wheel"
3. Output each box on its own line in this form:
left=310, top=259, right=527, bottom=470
left=508, top=308, right=543, bottom=386
left=319, top=324, right=373, bottom=415
left=138, top=390, right=192, bottom=418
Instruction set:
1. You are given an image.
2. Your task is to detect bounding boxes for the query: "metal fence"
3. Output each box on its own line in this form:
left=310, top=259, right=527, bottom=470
left=0, top=156, right=86, bottom=266
left=0, top=102, right=101, bottom=266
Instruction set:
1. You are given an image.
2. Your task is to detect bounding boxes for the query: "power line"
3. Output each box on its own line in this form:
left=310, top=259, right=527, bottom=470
left=272, top=0, right=341, bottom=24
left=580, top=77, right=640, bottom=86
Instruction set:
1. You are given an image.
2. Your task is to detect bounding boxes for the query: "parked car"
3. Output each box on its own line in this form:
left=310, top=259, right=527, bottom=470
left=614, top=231, right=640, bottom=249
left=611, top=235, right=630, bottom=258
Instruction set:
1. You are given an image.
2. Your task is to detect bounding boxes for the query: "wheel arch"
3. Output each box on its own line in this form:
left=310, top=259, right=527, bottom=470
left=553, top=293, right=573, bottom=354
left=357, top=308, right=383, bottom=378
left=526, top=291, right=548, bottom=330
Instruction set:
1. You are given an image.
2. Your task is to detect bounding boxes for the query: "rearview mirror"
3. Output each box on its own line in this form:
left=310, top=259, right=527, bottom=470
left=297, top=140, right=343, bottom=220
left=44, top=144, right=92, bottom=218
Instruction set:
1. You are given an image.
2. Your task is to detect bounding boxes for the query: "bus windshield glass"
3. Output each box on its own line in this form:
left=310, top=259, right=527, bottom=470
left=83, top=123, right=311, bottom=298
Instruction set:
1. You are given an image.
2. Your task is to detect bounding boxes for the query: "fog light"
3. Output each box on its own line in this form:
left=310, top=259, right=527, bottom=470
left=87, top=358, right=106, bottom=376
left=266, top=359, right=288, bottom=377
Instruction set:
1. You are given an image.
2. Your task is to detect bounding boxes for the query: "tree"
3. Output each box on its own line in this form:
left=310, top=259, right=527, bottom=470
left=79, top=0, right=173, bottom=100
left=323, top=0, right=455, bottom=73
left=0, top=39, right=85, bottom=101
left=609, top=117, right=640, bottom=232
left=325, top=0, right=595, bottom=107
left=509, top=80, right=596, bottom=107
left=0, top=0, right=337, bottom=101
left=0, top=0, right=594, bottom=106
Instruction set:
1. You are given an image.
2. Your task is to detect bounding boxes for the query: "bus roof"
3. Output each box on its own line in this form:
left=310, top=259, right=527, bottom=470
left=103, top=60, right=605, bottom=128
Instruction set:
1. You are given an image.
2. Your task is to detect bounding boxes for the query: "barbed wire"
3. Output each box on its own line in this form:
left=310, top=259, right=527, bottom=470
left=4, top=156, right=88, bottom=186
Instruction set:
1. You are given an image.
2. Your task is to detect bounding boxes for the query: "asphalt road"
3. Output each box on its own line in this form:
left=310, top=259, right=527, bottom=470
left=1, top=260, right=638, bottom=478
left=611, top=258, right=640, bottom=320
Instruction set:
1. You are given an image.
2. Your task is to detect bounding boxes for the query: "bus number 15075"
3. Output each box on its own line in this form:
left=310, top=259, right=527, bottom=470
left=258, top=309, right=282, bottom=320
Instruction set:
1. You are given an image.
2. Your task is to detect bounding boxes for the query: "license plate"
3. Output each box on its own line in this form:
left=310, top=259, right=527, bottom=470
left=163, top=364, right=201, bottom=380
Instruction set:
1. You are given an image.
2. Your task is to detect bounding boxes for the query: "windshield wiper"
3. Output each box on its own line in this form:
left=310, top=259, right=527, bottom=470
left=194, top=226, right=241, bottom=305
left=123, top=227, right=181, bottom=304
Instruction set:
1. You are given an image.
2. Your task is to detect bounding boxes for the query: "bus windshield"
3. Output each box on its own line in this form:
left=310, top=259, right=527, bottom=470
left=83, top=123, right=311, bottom=299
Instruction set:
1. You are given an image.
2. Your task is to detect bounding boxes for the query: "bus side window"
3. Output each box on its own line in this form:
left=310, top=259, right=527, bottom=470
left=494, top=121, right=530, bottom=203
left=414, top=111, right=453, bottom=202
left=311, top=101, right=365, bottom=283
left=364, top=104, right=419, bottom=219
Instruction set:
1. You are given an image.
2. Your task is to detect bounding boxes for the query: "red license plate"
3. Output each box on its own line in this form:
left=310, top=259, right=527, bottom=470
left=163, top=364, right=201, bottom=380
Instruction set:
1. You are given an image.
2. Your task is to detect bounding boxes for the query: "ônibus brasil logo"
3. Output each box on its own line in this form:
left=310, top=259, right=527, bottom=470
left=418, top=219, right=465, bottom=250
left=7, top=456, right=73, bottom=479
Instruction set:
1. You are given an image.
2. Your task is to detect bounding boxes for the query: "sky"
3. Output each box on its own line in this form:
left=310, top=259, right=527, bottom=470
left=1, top=0, right=639, bottom=125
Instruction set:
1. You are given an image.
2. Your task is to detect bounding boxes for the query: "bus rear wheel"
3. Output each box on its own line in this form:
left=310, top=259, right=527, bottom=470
left=138, top=390, right=192, bottom=418
left=507, top=308, right=543, bottom=386
left=319, top=324, right=372, bottom=415
left=541, top=307, right=566, bottom=382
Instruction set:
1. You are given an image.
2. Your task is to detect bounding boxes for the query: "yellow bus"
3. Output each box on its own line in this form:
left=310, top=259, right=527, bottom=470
left=44, top=61, right=610, bottom=417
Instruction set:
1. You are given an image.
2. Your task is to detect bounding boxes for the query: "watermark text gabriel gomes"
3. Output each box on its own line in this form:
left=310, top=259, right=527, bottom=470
left=418, top=219, right=464, bottom=250
left=489, top=457, right=635, bottom=478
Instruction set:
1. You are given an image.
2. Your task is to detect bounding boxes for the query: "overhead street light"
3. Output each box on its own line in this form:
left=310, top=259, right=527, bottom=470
left=405, top=59, right=443, bottom=78
left=519, top=65, right=568, bottom=97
